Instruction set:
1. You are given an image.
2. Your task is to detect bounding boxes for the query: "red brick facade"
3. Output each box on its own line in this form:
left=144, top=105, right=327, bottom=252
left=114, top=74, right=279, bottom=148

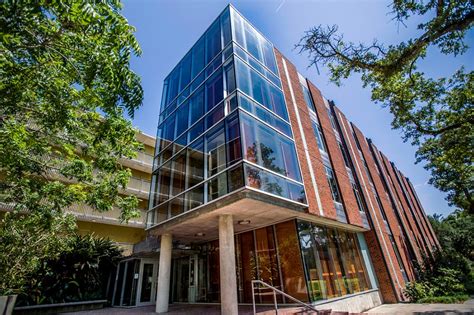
left=273, top=48, right=439, bottom=304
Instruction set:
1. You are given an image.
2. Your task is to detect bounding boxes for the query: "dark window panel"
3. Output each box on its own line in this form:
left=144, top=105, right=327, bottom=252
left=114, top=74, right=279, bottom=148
left=206, top=123, right=226, bottom=178
left=185, top=137, right=204, bottom=189
left=192, top=37, right=205, bottom=78
left=206, top=70, right=224, bottom=112
left=206, top=20, right=221, bottom=63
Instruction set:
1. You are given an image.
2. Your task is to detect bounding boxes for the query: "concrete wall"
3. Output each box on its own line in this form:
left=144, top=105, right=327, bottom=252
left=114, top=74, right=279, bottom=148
left=312, top=289, right=382, bottom=313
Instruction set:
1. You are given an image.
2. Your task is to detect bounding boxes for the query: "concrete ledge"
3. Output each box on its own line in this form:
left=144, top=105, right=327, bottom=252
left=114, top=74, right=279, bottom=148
left=311, top=289, right=382, bottom=313
left=14, top=300, right=107, bottom=315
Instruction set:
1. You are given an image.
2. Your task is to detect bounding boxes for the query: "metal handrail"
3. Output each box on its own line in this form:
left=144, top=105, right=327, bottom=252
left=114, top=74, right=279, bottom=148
left=251, top=280, right=329, bottom=315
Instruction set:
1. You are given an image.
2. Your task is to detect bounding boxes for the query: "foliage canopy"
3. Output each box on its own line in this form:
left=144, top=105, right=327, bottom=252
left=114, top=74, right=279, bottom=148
left=299, top=0, right=474, bottom=213
left=0, top=0, right=143, bottom=294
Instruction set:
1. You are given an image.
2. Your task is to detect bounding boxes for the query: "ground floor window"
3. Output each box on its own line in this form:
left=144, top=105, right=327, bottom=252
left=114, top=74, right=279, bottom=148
left=167, top=219, right=372, bottom=305
left=297, top=220, right=371, bottom=302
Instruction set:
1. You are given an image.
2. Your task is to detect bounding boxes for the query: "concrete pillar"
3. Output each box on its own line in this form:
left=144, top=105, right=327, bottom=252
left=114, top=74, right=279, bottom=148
left=156, top=233, right=172, bottom=313
left=219, top=215, right=238, bottom=315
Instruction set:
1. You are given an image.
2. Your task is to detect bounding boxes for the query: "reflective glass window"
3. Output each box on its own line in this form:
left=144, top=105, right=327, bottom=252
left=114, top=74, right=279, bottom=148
left=231, top=9, right=245, bottom=48
left=206, top=123, right=226, bottom=178
left=169, top=195, right=184, bottom=217
left=301, top=84, right=316, bottom=112
left=325, top=166, right=342, bottom=203
left=254, top=227, right=282, bottom=303
left=206, top=70, right=224, bottom=111
left=180, top=52, right=192, bottom=90
left=192, top=37, right=205, bottom=78
left=244, top=22, right=262, bottom=61
left=188, top=120, right=204, bottom=143
left=156, top=161, right=172, bottom=205
left=208, top=172, right=227, bottom=201
left=184, top=184, right=204, bottom=211
left=275, top=221, right=308, bottom=301
left=235, top=58, right=288, bottom=121
left=175, top=101, right=189, bottom=137
left=312, top=122, right=327, bottom=152
left=240, top=113, right=301, bottom=181
left=167, top=67, right=180, bottom=105
left=225, top=114, right=241, bottom=166
left=225, top=62, right=236, bottom=93
left=262, top=40, right=277, bottom=74
left=221, top=9, right=231, bottom=46
left=171, top=151, right=186, bottom=196
left=228, top=164, right=244, bottom=192
left=189, top=87, right=204, bottom=125
left=206, top=20, right=221, bottom=63
left=185, top=137, right=204, bottom=189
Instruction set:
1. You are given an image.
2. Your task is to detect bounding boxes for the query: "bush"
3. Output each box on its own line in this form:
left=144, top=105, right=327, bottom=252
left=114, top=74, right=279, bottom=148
left=418, top=294, right=469, bottom=304
left=404, top=281, right=432, bottom=302
left=16, top=234, right=122, bottom=306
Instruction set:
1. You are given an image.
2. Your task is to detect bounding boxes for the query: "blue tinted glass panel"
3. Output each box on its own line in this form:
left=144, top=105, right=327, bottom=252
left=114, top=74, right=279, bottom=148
left=189, top=87, right=204, bottom=125
left=231, top=9, right=245, bottom=48
left=221, top=9, right=231, bottom=46
left=180, top=52, right=192, bottom=90
left=240, top=112, right=301, bottom=181
left=167, top=68, right=180, bottom=105
left=235, top=58, right=288, bottom=121
left=206, top=123, right=226, bottom=177
left=188, top=120, right=204, bottom=143
left=206, top=69, right=223, bottom=111
left=244, top=22, right=262, bottom=61
left=176, top=101, right=189, bottom=137
left=186, top=137, right=204, bottom=189
left=206, top=20, right=221, bottom=63
left=244, top=163, right=305, bottom=203
left=262, top=40, right=277, bottom=74
left=192, top=37, right=205, bottom=78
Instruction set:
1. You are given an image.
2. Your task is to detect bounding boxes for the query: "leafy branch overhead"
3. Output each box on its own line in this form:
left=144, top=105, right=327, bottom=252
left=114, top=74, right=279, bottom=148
left=298, top=0, right=473, bottom=213
left=0, top=0, right=144, bottom=221
left=0, top=0, right=143, bottom=294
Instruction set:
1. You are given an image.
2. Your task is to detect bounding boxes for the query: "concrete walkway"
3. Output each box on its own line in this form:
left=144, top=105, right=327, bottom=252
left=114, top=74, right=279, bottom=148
left=66, top=304, right=272, bottom=314
left=367, top=299, right=474, bottom=315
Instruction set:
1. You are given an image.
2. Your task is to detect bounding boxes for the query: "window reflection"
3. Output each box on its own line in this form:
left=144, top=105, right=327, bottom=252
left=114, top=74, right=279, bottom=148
left=235, top=58, right=288, bottom=121
left=297, top=221, right=372, bottom=302
left=241, top=112, right=301, bottom=182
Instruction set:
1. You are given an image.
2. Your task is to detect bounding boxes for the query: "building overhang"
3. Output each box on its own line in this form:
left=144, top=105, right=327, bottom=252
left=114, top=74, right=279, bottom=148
left=146, top=188, right=368, bottom=244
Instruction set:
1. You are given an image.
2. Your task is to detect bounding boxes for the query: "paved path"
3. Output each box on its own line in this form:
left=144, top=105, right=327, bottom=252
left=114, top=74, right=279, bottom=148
left=66, top=304, right=271, bottom=314
left=367, top=299, right=474, bottom=315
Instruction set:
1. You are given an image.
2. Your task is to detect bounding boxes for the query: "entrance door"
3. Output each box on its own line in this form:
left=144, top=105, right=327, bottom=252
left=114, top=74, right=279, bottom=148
left=137, top=259, right=158, bottom=306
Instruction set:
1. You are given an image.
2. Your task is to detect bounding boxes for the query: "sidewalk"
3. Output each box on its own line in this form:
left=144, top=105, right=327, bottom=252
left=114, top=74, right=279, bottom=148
left=366, top=298, right=474, bottom=314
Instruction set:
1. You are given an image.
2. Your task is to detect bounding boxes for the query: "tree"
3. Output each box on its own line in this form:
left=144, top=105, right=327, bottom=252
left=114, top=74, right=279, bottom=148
left=298, top=0, right=474, bottom=213
left=0, top=0, right=143, bottom=294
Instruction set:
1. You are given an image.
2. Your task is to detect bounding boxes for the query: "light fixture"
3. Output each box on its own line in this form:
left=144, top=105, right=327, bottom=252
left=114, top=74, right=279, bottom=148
left=238, top=220, right=251, bottom=225
left=195, top=232, right=205, bottom=237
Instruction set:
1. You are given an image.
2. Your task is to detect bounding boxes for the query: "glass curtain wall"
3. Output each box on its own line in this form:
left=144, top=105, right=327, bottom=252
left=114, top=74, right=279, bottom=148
left=297, top=220, right=372, bottom=302
left=148, top=6, right=307, bottom=227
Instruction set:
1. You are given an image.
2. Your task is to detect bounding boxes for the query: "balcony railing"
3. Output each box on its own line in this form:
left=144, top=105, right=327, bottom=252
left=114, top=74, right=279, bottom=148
left=126, top=177, right=151, bottom=194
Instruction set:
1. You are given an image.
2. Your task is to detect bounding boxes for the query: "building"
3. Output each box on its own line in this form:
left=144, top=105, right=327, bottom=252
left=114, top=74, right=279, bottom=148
left=69, top=131, right=155, bottom=255
left=0, top=131, right=155, bottom=256
left=129, top=5, right=439, bottom=314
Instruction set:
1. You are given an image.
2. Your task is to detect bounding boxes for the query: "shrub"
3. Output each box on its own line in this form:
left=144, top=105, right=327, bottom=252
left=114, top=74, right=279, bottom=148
left=16, top=234, right=122, bottom=306
left=418, top=294, right=469, bottom=304
left=404, top=281, right=432, bottom=302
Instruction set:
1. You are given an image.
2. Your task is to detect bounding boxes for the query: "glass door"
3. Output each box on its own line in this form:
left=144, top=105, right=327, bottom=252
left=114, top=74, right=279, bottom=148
left=137, top=259, right=159, bottom=306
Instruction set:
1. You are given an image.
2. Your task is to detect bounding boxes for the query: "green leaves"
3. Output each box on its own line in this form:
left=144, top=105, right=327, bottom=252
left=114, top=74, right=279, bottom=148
left=0, top=0, right=144, bottom=294
left=299, top=0, right=474, bottom=213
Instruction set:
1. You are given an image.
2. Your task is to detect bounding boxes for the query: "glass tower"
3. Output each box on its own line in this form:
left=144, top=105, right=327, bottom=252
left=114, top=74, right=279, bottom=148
left=147, top=6, right=306, bottom=228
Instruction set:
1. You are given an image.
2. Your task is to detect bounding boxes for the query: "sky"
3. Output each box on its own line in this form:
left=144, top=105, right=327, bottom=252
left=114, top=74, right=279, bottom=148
left=121, top=0, right=473, bottom=217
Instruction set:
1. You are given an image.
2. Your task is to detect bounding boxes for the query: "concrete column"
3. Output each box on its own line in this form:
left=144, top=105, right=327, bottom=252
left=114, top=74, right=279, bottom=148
left=219, top=215, right=238, bottom=315
left=156, top=233, right=172, bottom=313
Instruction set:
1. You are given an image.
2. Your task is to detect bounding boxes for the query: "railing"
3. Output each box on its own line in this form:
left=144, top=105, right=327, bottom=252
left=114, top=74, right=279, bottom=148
left=251, top=280, right=330, bottom=315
